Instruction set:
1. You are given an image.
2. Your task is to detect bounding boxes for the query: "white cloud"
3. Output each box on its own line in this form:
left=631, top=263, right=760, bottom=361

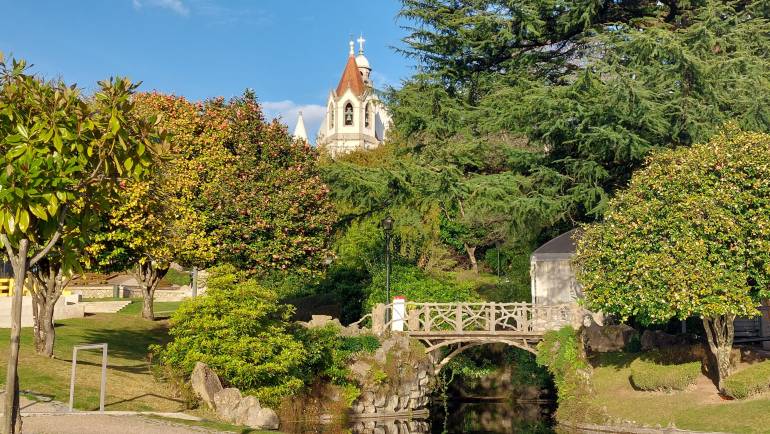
left=263, top=100, right=326, bottom=145
left=132, top=0, right=190, bottom=16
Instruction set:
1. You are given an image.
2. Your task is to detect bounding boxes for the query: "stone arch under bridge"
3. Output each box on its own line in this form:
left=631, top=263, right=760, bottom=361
left=361, top=301, right=599, bottom=375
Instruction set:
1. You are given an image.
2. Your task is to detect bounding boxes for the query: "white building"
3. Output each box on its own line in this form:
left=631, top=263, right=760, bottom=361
left=313, top=37, right=391, bottom=157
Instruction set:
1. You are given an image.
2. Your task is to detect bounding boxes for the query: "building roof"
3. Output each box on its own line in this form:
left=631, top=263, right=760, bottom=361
left=336, top=54, right=366, bottom=97
left=531, top=228, right=583, bottom=260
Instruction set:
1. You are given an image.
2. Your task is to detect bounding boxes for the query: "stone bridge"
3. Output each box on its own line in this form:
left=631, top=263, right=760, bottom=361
left=357, top=300, right=595, bottom=374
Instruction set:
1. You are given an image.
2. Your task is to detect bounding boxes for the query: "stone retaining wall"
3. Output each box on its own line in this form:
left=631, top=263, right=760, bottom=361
left=348, top=335, right=436, bottom=418
left=69, top=286, right=192, bottom=301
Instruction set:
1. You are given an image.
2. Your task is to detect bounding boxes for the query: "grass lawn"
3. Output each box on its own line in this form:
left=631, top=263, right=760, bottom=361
left=0, top=313, right=180, bottom=412
left=0, top=300, right=281, bottom=433
left=118, top=300, right=183, bottom=317
left=81, top=298, right=183, bottom=318
left=591, top=352, right=770, bottom=434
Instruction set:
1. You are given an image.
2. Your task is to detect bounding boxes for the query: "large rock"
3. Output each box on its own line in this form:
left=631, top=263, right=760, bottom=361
left=584, top=323, right=638, bottom=352
left=212, top=387, right=279, bottom=430
left=213, top=388, right=243, bottom=422
left=250, top=408, right=280, bottom=430
left=640, top=329, right=688, bottom=351
left=305, top=315, right=343, bottom=329
left=190, top=362, right=223, bottom=409
left=349, top=360, right=372, bottom=383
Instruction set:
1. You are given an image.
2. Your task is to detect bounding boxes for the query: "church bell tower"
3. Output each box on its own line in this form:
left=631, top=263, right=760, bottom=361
left=314, top=36, right=391, bottom=157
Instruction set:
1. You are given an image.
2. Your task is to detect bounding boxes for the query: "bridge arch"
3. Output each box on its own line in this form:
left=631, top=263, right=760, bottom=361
left=424, top=338, right=540, bottom=375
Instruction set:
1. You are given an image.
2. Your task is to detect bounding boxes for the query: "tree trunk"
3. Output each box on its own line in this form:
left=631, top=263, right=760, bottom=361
left=135, top=261, right=169, bottom=321
left=31, top=298, right=57, bottom=357
left=464, top=243, right=478, bottom=273
left=702, top=315, right=735, bottom=392
left=3, top=240, right=28, bottom=434
left=455, top=199, right=479, bottom=274
left=30, top=261, right=67, bottom=358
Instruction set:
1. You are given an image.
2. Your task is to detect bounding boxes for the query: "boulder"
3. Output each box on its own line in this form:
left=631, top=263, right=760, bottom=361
left=640, top=329, right=688, bottom=351
left=236, top=396, right=278, bottom=429
left=252, top=408, right=280, bottom=430
left=585, top=323, right=638, bottom=352
left=349, top=360, right=372, bottom=382
left=234, top=395, right=261, bottom=425
left=213, top=388, right=243, bottom=423
left=190, top=362, right=223, bottom=409
left=305, top=315, right=343, bottom=329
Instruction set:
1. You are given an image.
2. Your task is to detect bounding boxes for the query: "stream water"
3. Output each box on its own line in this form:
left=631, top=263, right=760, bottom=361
left=283, top=400, right=555, bottom=434
left=429, top=400, right=555, bottom=434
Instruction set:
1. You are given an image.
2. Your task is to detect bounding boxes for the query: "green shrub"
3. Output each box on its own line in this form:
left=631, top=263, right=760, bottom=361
left=481, top=246, right=532, bottom=302
left=723, top=360, right=770, bottom=399
left=364, top=264, right=480, bottom=310
left=629, top=358, right=701, bottom=391
left=153, top=265, right=307, bottom=407
left=296, top=325, right=380, bottom=386
left=537, top=327, right=605, bottom=423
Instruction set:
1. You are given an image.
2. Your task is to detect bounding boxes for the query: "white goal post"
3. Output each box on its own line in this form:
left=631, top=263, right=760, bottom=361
left=68, top=343, right=108, bottom=412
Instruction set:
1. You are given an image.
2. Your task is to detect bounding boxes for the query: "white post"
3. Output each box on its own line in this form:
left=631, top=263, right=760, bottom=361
left=392, top=296, right=406, bottom=332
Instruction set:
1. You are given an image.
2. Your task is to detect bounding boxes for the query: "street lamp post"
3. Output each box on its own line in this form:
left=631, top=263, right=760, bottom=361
left=382, top=215, right=394, bottom=325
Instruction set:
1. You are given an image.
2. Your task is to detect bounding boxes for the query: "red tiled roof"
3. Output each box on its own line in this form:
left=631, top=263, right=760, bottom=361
left=336, top=54, right=366, bottom=97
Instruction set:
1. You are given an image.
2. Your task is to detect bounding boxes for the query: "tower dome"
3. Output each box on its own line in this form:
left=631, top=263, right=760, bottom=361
left=355, top=35, right=371, bottom=85
left=355, top=54, right=370, bottom=69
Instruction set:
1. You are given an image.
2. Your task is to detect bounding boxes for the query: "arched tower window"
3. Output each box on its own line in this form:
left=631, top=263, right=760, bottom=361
left=344, top=102, right=354, bottom=126
left=329, top=104, right=334, bottom=129
left=365, top=103, right=371, bottom=128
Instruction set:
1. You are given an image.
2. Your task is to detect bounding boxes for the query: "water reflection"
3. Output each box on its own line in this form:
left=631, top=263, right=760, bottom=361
left=350, top=418, right=431, bottom=434
left=281, top=401, right=553, bottom=434
left=432, top=401, right=554, bottom=434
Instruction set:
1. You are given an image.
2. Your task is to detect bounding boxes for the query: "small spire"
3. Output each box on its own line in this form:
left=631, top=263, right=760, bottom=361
left=349, top=39, right=355, bottom=56
left=293, top=111, right=308, bottom=142
left=357, top=34, right=366, bottom=54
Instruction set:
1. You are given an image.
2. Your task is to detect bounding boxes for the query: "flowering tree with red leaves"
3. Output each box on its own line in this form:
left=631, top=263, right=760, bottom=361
left=206, top=90, right=336, bottom=277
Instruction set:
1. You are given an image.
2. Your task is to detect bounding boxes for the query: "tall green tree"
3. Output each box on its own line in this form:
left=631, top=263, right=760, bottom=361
left=396, top=0, right=770, bottom=213
left=337, top=0, right=770, bottom=271
left=0, top=56, right=159, bottom=433
left=574, top=127, right=770, bottom=391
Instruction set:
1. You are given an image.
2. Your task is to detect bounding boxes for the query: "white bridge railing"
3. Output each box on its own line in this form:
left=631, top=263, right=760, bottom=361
left=372, top=301, right=574, bottom=336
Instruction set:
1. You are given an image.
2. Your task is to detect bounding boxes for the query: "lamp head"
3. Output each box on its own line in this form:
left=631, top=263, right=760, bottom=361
left=381, top=215, right=394, bottom=232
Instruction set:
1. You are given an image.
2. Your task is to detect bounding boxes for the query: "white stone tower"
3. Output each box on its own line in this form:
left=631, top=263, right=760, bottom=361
left=293, top=111, right=308, bottom=142
left=316, top=36, right=391, bottom=157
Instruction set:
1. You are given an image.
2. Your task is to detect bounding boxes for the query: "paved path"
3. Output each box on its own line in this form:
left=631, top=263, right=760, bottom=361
left=3, top=394, right=228, bottom=434
left=23, top=413, right=226, bottom=434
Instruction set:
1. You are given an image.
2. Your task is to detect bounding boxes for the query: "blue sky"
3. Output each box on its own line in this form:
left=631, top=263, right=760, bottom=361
left=0, top=0, right=414, bottom=142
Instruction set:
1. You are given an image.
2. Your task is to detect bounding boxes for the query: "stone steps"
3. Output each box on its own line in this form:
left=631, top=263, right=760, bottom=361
left=82, top=300, right=133, bottom=314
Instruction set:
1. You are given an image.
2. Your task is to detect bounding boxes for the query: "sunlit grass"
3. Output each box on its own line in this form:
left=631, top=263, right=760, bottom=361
left=591, top=352, right=770, bottom=434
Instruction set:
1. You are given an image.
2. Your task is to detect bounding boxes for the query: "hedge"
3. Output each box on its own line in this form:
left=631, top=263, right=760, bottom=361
left=723, top=360, right=770, bottom=399
left=630, top=358, right=701, bottom=391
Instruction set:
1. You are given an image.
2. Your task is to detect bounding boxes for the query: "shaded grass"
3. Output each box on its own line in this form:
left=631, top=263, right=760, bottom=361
left=591, top=352, right=770, bottom=434
left=0, top=312, right=184, bottom=412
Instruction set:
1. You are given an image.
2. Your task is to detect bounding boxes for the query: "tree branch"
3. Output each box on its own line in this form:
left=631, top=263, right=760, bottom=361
left=29, top=205, right=67, bottom=267
left=29, top=230, right=62, bottom=267
left=0, top=234, right=17, bottom=268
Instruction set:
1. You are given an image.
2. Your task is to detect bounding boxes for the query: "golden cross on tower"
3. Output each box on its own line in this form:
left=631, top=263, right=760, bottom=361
left=357, top=34, right=366, bottom=54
